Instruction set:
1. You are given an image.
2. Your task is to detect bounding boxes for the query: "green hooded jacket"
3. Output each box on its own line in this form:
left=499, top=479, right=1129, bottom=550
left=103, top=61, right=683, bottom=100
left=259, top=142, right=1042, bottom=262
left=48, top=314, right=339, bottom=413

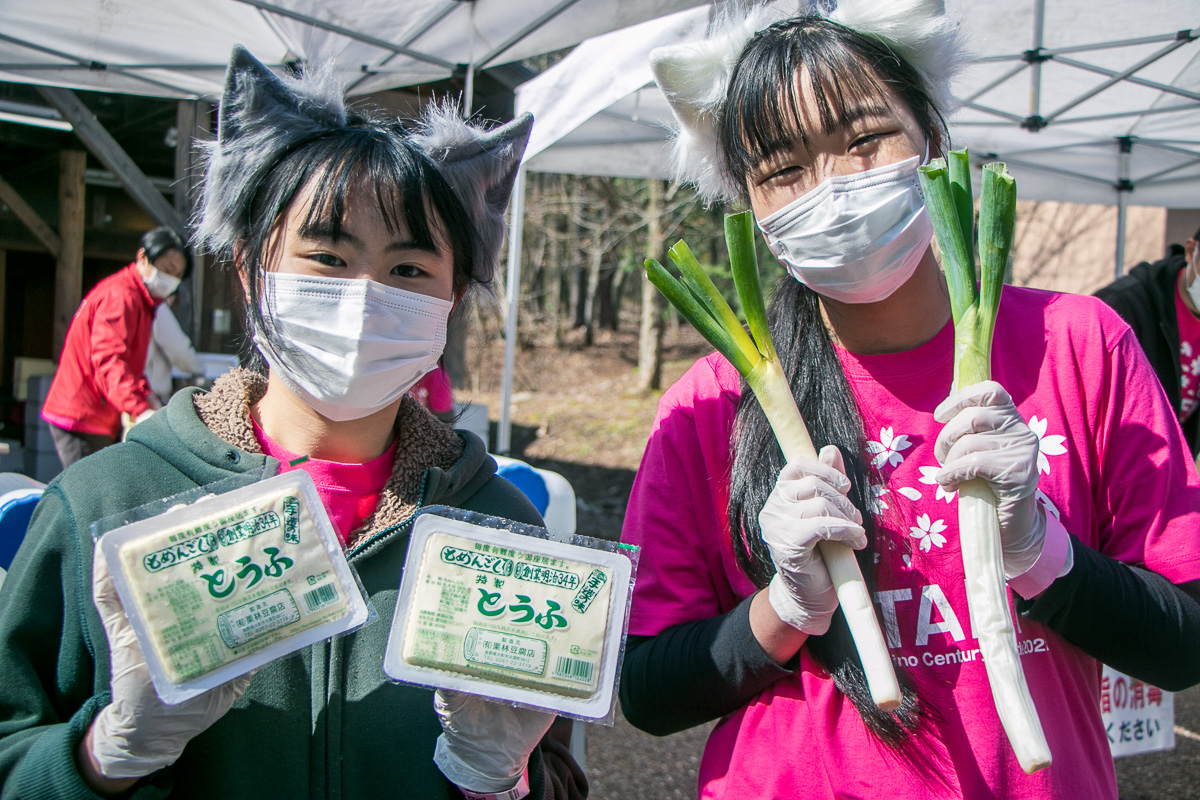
left=0, top=372, right=586, bottom=800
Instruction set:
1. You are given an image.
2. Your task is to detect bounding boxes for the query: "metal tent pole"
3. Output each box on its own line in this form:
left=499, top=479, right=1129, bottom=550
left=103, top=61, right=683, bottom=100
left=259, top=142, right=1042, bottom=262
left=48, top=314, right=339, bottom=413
left=1115, top=137, right=1133, bottom=278
left=497, top=167, right=526, bottom=455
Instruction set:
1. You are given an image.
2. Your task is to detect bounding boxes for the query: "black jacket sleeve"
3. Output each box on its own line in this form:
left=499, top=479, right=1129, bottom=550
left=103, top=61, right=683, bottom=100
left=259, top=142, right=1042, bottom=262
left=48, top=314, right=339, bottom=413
left=528, top=718, right=587, bottom=800
left=1017, top=537, right=1200, bottom=691
left=618, top=595, right=794, bottom=737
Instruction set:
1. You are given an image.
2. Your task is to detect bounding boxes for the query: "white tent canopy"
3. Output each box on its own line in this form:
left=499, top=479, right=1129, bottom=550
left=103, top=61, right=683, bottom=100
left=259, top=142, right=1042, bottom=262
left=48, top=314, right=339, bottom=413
left=0, top=0, right=706, bottom=99
left=496, top=6, right=707, bottom=452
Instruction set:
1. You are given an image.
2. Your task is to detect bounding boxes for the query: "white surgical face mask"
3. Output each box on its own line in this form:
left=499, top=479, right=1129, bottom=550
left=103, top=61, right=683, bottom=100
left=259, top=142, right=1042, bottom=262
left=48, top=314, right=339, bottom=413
left=144, top=266, right=182, bottom=299
left=254, top=273, right=453, bottom=422
left=756, top=153, right=934, bottom=304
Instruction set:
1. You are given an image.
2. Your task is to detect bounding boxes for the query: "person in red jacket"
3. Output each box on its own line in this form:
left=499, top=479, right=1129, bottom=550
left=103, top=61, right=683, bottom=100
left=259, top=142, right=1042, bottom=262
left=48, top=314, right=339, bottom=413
left=41, top=227, right=190, bottom=467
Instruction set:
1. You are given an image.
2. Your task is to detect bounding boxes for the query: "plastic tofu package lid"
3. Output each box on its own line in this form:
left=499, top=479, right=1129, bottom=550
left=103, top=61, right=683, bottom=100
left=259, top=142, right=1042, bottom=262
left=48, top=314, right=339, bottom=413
left=384, top=507, right=639, bottom=725
left=94, top=469, right=374, bottom=705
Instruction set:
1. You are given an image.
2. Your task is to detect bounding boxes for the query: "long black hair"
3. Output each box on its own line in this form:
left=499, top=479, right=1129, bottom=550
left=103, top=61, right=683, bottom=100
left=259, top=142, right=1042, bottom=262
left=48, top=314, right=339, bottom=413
left=721, top=16, right=948, bottom=746
left=228, top=113, right=478, bottom=370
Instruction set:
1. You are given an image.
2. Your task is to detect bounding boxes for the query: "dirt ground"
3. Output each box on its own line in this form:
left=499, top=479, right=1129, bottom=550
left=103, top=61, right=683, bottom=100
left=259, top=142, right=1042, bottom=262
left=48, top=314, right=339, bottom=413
left=458, top=320, right=1200, bottom=799
left=457, top=321, right=711, bottom=542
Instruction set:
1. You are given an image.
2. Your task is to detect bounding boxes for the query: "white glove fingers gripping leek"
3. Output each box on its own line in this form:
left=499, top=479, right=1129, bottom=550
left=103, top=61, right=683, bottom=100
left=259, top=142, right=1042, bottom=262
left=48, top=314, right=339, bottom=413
left=918, top=152, right=1051, bottom=774
left=644, top=213, right=902, bottom=712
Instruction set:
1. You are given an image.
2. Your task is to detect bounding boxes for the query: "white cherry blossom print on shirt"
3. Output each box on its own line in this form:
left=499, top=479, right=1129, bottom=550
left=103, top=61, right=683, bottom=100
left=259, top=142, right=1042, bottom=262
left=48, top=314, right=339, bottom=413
left=1028, top=415, right=1068, bottom=475
left=867, top=426, right=912, bottom=469
left=909, top=513, right=948, bottom=553
left=917, top=465, right=956, bottom=503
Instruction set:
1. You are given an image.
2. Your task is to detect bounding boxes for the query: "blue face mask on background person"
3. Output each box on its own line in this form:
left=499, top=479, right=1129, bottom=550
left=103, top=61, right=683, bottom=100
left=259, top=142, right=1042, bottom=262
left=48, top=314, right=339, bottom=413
left=756, top=154, right=934, bottom=305
left=253, top=273, right=452, bottom=422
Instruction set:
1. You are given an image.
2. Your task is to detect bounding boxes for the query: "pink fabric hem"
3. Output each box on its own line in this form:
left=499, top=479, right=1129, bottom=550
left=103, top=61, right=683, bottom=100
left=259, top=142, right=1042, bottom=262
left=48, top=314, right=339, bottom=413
left=1008, top=511, right=1071, bottom=599
left=40, top=410, right=112, bottom=437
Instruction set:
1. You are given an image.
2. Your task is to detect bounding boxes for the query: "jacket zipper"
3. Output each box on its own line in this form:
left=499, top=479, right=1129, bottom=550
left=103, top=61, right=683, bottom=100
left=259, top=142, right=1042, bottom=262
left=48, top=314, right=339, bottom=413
left=346, top=472, right=430, bottom=560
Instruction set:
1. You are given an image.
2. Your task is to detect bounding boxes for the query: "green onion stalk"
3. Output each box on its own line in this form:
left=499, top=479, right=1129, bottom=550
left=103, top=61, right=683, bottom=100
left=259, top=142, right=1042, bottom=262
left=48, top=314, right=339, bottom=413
left=917, top=151, right=1051, bottom=774
left=644, top=211, right=902, bottom=711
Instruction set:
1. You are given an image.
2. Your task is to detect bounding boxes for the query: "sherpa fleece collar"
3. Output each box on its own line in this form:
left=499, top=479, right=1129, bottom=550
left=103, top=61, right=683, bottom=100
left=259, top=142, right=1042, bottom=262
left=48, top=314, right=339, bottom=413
left=193, top=368, right=465, bottom=546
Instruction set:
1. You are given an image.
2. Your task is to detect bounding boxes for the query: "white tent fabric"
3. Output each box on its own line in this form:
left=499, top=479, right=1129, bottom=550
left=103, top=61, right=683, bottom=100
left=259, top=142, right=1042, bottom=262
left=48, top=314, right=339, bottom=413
left=0, top=0, right=706, bottom=99
left=953, top=1, right=1200, bottom=209
left=495, top=6, right=708, bottom=451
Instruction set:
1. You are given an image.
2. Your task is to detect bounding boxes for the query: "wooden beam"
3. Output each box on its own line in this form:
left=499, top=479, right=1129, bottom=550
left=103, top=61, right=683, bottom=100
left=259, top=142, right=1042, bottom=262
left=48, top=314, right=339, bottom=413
left=36, top=86, right=184, bottom=234
left=0, top=249, right=6, bottom=393
left=174, top=99, right=211, bottom=343
left=54, top=150, right=86, bottom=361
left=0, top=174, right=61, bottom=258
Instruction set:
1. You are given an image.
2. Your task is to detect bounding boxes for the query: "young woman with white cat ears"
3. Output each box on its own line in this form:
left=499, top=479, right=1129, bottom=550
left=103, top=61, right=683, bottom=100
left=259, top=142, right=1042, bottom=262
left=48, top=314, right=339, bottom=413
left=0, top=48, right=584, bottom=800
left=619, top=2, right=1200, bottom=797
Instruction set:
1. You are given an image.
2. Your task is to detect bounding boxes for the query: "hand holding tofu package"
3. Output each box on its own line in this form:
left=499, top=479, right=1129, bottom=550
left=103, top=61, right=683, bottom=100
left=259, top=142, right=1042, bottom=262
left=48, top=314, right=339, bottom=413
left=384, top=507, right=637, bottom=723
left=97, top=471, right=372, bottom=704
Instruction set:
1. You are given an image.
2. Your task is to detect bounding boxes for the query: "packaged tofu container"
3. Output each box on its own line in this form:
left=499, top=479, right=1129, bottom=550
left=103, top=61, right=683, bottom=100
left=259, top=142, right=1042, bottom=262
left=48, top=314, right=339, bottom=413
left=384, top=507, right=637, bottom=722
left=98, top=471, right=372, bottom=703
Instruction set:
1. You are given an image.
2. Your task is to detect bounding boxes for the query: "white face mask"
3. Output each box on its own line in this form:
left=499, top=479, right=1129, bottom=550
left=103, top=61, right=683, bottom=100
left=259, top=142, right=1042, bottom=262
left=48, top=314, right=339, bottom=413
left=143, top=266, right=182, bottom=299
left=254, top=273, right=453, bottom=422
left=756, top=154, right=934, bottom=304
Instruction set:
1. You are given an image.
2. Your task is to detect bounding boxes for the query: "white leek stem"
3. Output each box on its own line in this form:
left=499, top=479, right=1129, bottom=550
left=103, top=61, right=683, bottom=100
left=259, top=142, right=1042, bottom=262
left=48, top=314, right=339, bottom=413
left=958, top=480, right=1052, bottom=773
left=755, top=360, right=902, bottom=712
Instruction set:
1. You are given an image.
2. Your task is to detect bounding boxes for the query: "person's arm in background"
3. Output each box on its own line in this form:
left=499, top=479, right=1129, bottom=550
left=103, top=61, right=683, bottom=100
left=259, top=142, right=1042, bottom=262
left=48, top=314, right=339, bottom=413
left=151, top=304, right=202, bottom=378
left=90, top=294, right=158, bottom=415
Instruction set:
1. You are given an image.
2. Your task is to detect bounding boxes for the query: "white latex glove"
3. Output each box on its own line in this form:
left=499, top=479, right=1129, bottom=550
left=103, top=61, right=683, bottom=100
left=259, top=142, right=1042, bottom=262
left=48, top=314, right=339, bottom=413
left=90, top=541, right=252, bottom=779
left=760, top=445, right=867, bottom=636
left=433, top=689, right=554, bottom=793
left=934, top=380, right=1046, bottom=578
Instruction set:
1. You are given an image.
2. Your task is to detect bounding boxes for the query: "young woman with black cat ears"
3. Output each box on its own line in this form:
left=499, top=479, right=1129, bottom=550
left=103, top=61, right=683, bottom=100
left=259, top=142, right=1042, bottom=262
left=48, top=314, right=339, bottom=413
left=0, top=48, right=584, bottom=800
left=619, top=2, right=1200, bottom=797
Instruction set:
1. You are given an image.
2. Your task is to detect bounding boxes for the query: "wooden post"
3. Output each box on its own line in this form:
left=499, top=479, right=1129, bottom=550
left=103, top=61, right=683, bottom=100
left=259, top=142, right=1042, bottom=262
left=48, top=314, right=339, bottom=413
left=174, top=99, right=211, bottom=345
left=54, top=150, right=87, bottom=361
left=0, top=249, right=6, bottom=393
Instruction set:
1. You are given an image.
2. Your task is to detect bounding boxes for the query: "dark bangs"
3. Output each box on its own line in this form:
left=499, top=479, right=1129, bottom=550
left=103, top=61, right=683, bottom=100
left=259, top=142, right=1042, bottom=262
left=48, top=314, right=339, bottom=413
left=719, top=15, right=946, bottom=192
left=238, top=115, right=476, bottom=352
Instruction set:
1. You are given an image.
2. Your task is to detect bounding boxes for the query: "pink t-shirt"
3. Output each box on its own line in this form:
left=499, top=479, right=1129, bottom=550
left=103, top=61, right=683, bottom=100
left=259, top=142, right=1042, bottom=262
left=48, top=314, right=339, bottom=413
left=622, top=287, right=1200, bottom=800
left=251, top=418, right=396, bottom=546
left=1174, top=279, right=1200, bottom=421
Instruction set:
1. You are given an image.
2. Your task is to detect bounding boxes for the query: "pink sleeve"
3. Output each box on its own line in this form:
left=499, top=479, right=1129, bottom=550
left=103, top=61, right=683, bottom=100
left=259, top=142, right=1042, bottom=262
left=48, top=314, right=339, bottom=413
left=1095, top=326, right=1200, bottom=583
left=621, top=376, right=744, bottom=637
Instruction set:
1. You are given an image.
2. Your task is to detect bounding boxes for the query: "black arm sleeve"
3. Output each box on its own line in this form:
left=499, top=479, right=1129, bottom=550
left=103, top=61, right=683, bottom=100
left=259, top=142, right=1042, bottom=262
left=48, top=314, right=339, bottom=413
left=1016, top=537, right=1200, bottom=691
left=528, top=717, right=587, bottom=800
left=618, top=595, right=795, bottom=736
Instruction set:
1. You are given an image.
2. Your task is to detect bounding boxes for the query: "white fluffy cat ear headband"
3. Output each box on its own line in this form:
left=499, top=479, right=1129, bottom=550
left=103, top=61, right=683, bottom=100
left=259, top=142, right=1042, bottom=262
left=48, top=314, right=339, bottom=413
left=651, top=0, right=964, bottom=203
left=197, top=45, right=532, bottom=283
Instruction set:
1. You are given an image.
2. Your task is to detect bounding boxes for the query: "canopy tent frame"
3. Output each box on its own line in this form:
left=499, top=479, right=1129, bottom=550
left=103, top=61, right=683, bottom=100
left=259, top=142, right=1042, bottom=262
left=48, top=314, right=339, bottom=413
left=953, top=0, right=1200, bottom=275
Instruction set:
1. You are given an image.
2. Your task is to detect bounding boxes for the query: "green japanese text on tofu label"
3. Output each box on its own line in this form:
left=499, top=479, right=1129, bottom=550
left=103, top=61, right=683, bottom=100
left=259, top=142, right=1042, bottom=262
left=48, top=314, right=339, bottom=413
left=143, top=532, right=219, bottom=573
left=217, top=510, right=281, bottom=546
left=513, top=562, right=580, bottom=590
left=140, top=499, right=299, bottom=574
left=196, top=546, right=294, bottom=601
left=216, top=588, right=301, bottom=648
left=117, top=487, right=352, bottom=685
left=464, top=627, right=547, bottom=675
left=283, top=496, right=300, bottom=544
left=402, top=531, right=616, bottom=697
left=571, top=570, right=608, bottom=614
left=440, top=546, right=514, bottom=576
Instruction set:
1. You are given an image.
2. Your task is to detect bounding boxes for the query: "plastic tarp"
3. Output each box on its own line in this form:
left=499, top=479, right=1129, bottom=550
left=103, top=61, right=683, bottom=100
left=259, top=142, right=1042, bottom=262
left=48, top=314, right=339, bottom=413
left=0, top=0, right=706, bottom=99
left=516, top=6, right=709, bottom=176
